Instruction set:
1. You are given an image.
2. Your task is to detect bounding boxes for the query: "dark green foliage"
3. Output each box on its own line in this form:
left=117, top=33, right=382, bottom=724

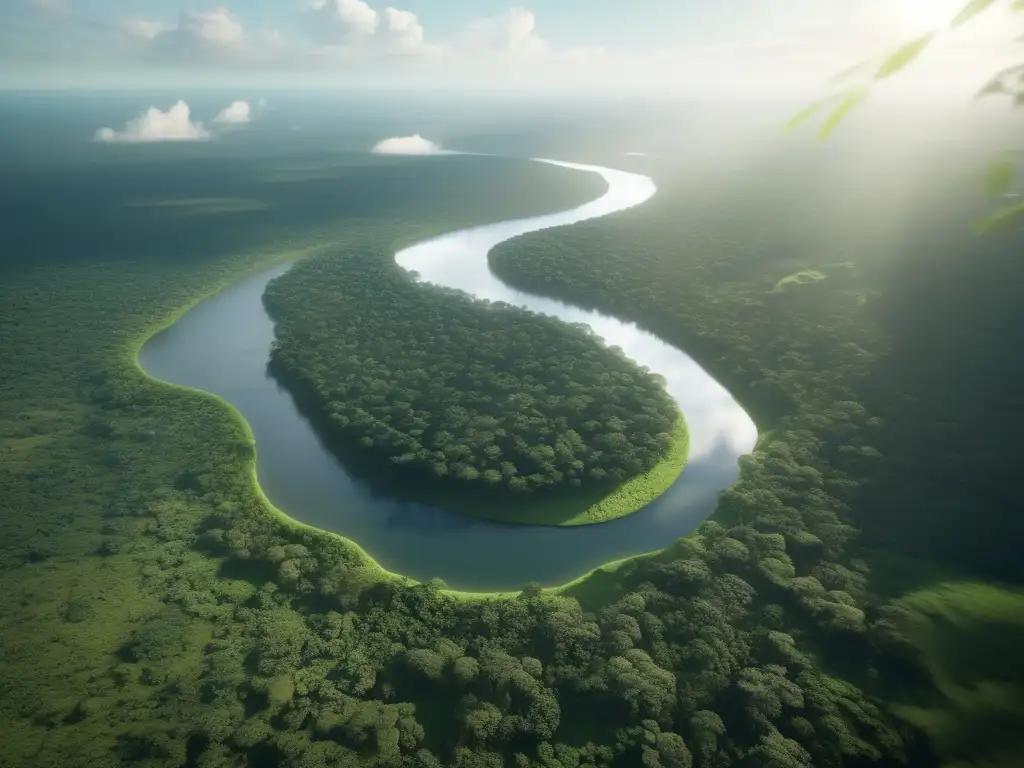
left=263, top=249, right=677, bottom=500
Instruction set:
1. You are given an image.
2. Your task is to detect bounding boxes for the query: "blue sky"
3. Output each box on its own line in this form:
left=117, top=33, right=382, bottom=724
left=1, top=0, right=1016, bottom=91
left=20, top=0, right=730, bottom=47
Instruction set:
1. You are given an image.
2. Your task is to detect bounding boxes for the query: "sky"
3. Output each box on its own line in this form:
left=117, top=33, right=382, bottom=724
left=1, top=0, right=1020, bottom=94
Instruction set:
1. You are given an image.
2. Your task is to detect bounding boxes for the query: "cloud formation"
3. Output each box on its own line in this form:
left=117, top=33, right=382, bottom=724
left=382, top=8, right=425, bottom=52
left=13, top=1, right=1012, bottom=94
left=303, top=0, right=428, bottom=54
left=121, top=19, right=166, bottom=41
left=371, top=134, right=443, bottom=155
left=304, top=0, right=381, bottom=45
left=175, top=8, right=244, bottom=46
left=214, top=100, right=252, bottom=125
left=464, top=7, right=546, bottom=54
left=94, top=101, right=211, bottom=143
left=121, top=8, right=247, bottom=60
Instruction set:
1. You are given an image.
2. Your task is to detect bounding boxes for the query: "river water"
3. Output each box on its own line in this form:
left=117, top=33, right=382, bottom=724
left=140, top=157, right=757, bottom=591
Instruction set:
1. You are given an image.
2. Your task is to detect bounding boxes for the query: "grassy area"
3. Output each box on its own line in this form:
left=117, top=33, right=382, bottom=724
left=410, top=414, right=689, bottom=528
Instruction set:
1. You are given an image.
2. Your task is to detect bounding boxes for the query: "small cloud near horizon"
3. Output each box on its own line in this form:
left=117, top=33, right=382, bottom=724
left=94, top=101, right=211, bottom=143
left=214, top=100, right=252, bottom=125
left=624, top=151, right=649, bottom=157
left=371, top=134, right=443, bottom=155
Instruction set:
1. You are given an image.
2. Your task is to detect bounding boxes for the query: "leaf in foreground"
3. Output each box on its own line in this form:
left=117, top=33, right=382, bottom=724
left=785, top=101, right=826, bottom=133
left=818, top=90, right=869, bottom=140
left=951, top=0, right=999, bottom=27
left=984, top=161, right=1016, bottom=198
left=975, top=64, right=1024, bottom=100
left=826, top=57, right=880, bottom=87
left=875, top=33, right=938, bottom=80
left=971, top=201, right=1024, bottom=234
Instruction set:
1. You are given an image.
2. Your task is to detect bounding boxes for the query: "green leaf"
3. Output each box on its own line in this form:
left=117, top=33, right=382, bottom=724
left=984, top=161, right=1015, bottom=198
left=974, top=64, right=1024, bottom=100
left=976, top=77, right=1008, bottom=99
left=817, top=90, right=869, bottom=140
left=826, top=57, right=879, bottom=87
left=785, top=102, right=825, bottom=133
left=972, top=201, right=1024, bottom=234
left=875, top=33, right=938, bottom=80
left=951, top=0, right=998, bottom=27
left=1013, top=0, right=1024, bottom=10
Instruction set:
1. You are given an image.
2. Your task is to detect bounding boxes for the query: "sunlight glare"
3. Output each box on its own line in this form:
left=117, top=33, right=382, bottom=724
left=890, top=0, right=966, bottom=31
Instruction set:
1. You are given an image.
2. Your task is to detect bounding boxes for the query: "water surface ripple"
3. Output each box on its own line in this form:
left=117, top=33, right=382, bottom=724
left=141, top=158, right=757, bottom=591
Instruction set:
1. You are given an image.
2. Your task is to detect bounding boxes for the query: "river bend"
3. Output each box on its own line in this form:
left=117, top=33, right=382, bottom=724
left=140, top=157, right=757, bottom=591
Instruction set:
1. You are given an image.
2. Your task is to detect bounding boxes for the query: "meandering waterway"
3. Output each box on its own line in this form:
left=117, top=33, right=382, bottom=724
left=140, top=157, right=757, bottom=591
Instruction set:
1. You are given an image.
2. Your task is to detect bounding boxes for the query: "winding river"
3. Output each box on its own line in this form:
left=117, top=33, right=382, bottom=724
left=140, top=157, right=757, bottom=592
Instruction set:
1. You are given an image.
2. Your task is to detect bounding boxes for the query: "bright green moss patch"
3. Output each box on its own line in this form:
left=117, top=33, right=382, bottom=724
left=561, top=413, right=689, bottom=525
left=773, top=269, right=826, bottom=292
left=426, top=413, right=688, bottom=527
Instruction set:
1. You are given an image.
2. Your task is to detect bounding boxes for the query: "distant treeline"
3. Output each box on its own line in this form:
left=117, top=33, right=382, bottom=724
left=263, top=247, right=678, bottom=502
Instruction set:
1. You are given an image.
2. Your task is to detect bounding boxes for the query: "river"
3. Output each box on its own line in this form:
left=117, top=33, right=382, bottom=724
left=140, top=156, right=757, bottom=591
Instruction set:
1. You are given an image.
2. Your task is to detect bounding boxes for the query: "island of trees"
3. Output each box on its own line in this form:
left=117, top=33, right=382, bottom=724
left=262, top=245, right=683, bottom=522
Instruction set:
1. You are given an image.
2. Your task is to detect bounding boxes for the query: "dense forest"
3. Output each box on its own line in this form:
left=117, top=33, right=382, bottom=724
left=262, top=246, right=680, bottom=516
left=488, top=145, right=1024, bottom=767
left=2, top=99, right=1023, bottom=768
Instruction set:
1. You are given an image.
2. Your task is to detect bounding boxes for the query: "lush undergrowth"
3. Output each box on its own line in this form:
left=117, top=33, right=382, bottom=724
left=2, top=119, right=1022, bottom=768
left=262, top=243, right=683, bottom=525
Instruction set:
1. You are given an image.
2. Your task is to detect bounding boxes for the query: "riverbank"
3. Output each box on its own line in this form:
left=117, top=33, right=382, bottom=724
left=140, top=158, right=755, bottom=589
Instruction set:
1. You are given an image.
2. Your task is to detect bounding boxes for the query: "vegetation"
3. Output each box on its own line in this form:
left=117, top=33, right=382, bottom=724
left=882, top=582, right=1024, bottom=768
left=490, top=146, right=1024, bottom=766
left=787, top=0, right=1024, bottom=231
left=263, top=245, right=682, bottom=523
left=2, top=93, right=1022, bottom=768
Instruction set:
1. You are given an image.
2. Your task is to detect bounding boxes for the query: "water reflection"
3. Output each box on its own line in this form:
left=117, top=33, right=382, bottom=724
left=141, top=158, right=757, bottom=591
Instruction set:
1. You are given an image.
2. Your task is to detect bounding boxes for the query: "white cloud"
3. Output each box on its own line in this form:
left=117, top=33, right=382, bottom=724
left=301, top=0, right=431, bottom=56
left=127, top=8, right=246, bottom=59
left=304, top=0, right=380, bottom=45
left=27, top=0, right=1016, bottom=95
left=372, top=134, right=443, bottom=155
left=118, top=8, right=297, bottom=69
left=121, top=19, right=167, bottom=41
left=178, top=8, right=244, bottom=46
left=94, top=101, right=211, bottom=143
left=382, top=8, right=425, bottom=52
left=464, top=7, right=546, bottom=54
left=214, top=100, right=252, bottom=125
